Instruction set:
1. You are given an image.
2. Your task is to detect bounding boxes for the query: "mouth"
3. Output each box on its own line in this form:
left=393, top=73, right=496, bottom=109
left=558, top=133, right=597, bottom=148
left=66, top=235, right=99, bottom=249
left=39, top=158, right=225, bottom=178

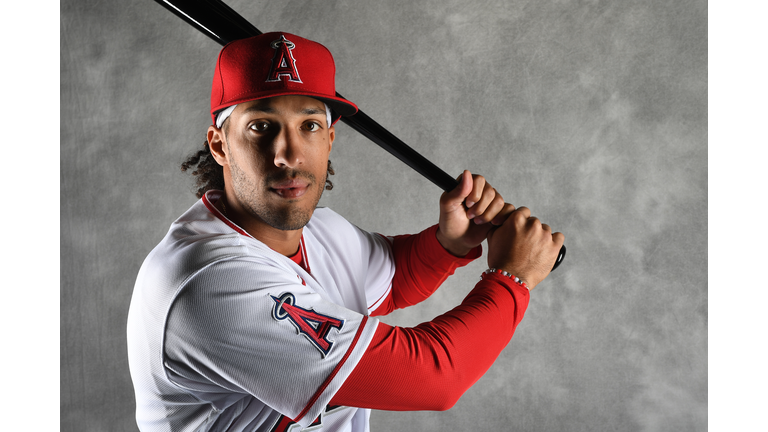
left=269, top=178, right=310, bottom=199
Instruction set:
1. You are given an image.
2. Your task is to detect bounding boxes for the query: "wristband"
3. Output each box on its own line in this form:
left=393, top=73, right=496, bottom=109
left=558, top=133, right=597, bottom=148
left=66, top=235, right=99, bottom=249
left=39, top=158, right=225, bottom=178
left=482, top=268, right=529, bottom=290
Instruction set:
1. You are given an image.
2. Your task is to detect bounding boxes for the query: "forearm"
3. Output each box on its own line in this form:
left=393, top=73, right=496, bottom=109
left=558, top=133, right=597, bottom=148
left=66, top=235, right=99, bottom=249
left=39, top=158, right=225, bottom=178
left=332, top=272, right=529, bottom=410
left=371, top=225, right=480, bottom=317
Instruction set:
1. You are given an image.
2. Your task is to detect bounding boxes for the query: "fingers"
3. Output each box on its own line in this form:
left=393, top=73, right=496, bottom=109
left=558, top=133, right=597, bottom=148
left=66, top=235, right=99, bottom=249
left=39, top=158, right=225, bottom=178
left=515, top=211, right=561, bottom=245
left=464, top=174, right=487, bottom=208
left=552, top=231, right=565, bottom=247
left=490, top=202, right=516, bottom=225
left=461, top=173, right=510, bottom=224
left=467, top=184, right=504, bottom=223
left=441, top=170, right=474, bottom=209
left=442, top=171, right=547, bottom=231
left=512, top=206, right=531, bottom=221
left=486, top=206, right=564, bottom=289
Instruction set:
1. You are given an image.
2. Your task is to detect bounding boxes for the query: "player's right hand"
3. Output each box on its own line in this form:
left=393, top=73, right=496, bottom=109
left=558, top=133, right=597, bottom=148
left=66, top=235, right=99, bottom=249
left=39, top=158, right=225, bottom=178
left=486, top=207, right=564, bottom=290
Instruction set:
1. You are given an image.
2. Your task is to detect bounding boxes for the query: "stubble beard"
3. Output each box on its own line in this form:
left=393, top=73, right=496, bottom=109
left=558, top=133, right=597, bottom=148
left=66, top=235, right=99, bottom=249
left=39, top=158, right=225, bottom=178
left=229, top=156, right=326, bottom=231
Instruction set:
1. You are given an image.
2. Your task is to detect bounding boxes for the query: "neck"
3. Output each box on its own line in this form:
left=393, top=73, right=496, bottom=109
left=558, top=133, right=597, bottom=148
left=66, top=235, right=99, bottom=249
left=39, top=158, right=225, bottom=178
left=248, top=225, right=303, bottom=257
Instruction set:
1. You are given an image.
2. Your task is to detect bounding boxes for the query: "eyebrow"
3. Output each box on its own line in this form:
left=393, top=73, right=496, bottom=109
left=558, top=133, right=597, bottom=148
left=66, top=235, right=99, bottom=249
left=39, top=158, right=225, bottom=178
left=241, top=105, right=276, bottom=115
left=300, top=107, right=326, bottom=116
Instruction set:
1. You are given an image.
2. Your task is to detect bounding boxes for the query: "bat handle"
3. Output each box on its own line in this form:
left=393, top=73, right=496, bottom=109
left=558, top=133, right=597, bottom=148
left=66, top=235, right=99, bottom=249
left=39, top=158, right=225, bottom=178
left=447, top=179, right=566, bottom=271
left=456, top=182, right=567, bottom=272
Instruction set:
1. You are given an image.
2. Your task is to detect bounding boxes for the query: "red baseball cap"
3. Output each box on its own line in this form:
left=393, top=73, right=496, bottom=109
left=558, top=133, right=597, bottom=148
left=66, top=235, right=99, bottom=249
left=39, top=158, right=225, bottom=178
left=210, top=32, right=358, bottom=126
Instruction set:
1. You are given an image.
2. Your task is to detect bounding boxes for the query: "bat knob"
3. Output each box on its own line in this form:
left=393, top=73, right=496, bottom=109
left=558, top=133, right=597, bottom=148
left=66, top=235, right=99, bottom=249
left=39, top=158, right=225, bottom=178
left=551, top=245, right=566, bottom=271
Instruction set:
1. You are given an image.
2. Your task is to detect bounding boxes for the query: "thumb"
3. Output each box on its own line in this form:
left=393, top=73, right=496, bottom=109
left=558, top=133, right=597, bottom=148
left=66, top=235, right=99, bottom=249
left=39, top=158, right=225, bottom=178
left=441, top=170, right=473, bottom=208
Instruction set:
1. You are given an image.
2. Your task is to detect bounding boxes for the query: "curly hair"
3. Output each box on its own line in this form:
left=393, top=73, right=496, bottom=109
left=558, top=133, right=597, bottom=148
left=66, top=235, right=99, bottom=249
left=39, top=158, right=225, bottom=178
left=180, top=139, right=335, bottom=199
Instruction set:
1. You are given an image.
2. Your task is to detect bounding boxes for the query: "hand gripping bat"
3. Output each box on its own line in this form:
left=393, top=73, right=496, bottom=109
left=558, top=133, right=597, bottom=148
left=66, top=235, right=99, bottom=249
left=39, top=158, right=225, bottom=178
left=153, top=0, right=566, bottom=271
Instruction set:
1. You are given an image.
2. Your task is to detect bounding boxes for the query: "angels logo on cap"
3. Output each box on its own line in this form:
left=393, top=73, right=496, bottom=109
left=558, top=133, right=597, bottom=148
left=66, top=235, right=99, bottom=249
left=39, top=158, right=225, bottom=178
left=209, top=31, right=358, bottom=126
left=266, top=35, right=302, bottom=83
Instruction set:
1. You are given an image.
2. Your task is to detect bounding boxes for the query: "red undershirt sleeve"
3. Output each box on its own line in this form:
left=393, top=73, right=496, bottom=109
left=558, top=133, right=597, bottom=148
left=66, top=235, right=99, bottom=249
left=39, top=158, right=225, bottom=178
left=331, top=272, right=530, bottom=410
left=370, top=225, right=481, bottom=317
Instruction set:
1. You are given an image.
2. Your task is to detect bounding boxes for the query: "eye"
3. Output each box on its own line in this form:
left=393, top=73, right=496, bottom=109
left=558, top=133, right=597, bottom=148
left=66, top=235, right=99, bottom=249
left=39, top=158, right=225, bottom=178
left=249, top=121, right=270, bottom=132
left=304, top=121, right=322, bottom=132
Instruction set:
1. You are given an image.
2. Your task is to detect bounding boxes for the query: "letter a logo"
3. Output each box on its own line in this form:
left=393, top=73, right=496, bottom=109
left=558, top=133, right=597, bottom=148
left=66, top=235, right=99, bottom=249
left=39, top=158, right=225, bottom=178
left=271, top=293, right=345, bottom=357
left=266, top=35, right=302, bottom=83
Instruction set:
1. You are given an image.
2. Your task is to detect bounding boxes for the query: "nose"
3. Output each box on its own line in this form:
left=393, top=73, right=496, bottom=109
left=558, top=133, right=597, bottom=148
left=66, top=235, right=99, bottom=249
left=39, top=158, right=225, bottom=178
left=272, top=127, right=304, bottom=168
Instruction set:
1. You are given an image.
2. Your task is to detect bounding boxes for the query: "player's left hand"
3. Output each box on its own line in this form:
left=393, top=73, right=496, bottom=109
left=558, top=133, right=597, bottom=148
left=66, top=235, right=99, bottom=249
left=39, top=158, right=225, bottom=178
left=436, top=170, right=515, bottom=257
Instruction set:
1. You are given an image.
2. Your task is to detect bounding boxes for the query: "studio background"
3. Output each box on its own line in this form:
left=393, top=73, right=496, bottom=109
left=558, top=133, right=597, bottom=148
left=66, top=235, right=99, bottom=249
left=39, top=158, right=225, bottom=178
left=61, top=0, right=707, bottom=430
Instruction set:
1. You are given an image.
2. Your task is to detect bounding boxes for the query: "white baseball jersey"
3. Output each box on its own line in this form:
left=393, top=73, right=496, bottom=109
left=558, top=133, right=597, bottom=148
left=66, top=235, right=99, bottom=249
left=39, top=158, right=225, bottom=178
left=127, top=190, right=395, bottom=431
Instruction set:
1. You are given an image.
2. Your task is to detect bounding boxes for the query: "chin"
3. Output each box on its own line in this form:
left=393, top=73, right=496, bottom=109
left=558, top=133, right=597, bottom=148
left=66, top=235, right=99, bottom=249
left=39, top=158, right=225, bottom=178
left=262, top=206, right=315, bottom=231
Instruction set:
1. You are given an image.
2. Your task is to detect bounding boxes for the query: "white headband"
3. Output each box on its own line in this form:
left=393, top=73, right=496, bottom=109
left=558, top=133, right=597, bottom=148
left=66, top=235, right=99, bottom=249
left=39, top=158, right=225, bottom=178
left=215, top=105, right=237, bottom=128
left=215, top=103, right=333, bottom=129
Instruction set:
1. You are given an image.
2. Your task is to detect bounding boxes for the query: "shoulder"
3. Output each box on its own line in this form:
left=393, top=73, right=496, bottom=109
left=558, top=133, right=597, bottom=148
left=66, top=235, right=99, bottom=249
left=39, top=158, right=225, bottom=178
left=305, top=207, right=392, bottom=263
left=135, top=198, right=283, bottom=301
left=148, top=205, right=246, bottom=273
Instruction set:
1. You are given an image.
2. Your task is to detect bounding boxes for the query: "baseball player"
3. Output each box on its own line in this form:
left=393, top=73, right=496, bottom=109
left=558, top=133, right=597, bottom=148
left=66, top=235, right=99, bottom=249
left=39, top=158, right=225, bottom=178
left=127, top=32, right=564, bottom=432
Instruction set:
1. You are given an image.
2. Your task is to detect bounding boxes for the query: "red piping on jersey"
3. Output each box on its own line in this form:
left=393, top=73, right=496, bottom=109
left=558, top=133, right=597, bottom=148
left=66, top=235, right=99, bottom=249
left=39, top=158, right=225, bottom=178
left=295, top=315, right=369, bottom=423
left=202, top=192, right=253, bottom=239
left=367, top=284, right=393, bottom=314
left=299, top=237, right=311, bottom=274
left=365, top=233, right=393, bottom=314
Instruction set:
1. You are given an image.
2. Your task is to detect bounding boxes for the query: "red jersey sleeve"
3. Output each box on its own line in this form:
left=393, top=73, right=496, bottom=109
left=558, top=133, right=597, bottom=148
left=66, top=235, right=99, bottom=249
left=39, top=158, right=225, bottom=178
left=370, top=225, right=481, bottom=317
left=331, top=272, right=530, bottom=410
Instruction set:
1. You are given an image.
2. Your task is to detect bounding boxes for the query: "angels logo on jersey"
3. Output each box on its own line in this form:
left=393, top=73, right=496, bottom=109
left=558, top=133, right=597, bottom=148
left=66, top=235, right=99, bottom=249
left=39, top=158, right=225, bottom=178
left=266, top=35, right=302, bottom=83
left=271, top=292, right=344, bottom=357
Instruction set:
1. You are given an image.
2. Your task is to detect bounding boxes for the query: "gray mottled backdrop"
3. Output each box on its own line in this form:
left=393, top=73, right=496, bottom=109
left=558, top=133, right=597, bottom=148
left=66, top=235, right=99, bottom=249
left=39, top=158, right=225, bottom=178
left=61, top=0, right=707, bottom=430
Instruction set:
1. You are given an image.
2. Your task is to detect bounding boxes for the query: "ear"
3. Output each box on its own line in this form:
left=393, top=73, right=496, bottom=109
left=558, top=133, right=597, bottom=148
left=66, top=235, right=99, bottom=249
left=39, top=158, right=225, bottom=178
left=207, top=124, right=228, bottom=167
left=327, top=125, right=335, bottom=154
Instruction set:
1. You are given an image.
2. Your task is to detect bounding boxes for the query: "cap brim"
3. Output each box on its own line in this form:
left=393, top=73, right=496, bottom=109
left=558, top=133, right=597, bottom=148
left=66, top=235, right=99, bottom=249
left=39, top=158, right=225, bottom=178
left=316, top=97, right=357, bottom=117
left=316, top=96, right=357, bottom=125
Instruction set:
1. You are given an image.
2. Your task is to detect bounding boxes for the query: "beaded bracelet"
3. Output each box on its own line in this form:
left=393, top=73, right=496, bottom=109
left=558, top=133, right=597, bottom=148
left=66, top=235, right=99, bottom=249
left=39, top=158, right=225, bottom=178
left=482, top=268, right=528, bottom=290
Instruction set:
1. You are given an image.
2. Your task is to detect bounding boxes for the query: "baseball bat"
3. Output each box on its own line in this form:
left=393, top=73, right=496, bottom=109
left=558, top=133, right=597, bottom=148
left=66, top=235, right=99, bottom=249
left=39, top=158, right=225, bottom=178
left=153, top=0, right=566, bottom=271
